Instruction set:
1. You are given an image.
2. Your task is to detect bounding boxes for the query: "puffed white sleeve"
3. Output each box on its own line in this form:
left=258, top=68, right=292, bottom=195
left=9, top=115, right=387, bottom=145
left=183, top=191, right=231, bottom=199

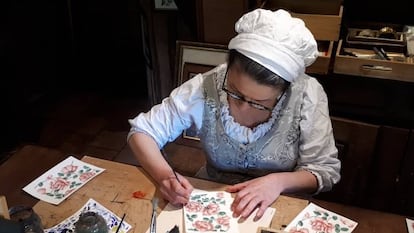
left=296, top=78, right=341, bottom=194
left=127, top=74, right=205, bottom=148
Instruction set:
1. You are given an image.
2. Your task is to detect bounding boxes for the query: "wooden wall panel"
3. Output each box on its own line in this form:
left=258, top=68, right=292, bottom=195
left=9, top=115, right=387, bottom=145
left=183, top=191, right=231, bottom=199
left=394, top=130, right=414, bottom=216
left=366, top=126, right=409, bottom=213
left=315, top=117, right=379, bottom=206
left=196, top=0, right=249, bottom=44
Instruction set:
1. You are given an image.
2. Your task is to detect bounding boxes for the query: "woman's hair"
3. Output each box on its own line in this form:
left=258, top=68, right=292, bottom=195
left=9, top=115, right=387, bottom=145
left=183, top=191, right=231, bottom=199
left=227, top=49, right=289, bottom=89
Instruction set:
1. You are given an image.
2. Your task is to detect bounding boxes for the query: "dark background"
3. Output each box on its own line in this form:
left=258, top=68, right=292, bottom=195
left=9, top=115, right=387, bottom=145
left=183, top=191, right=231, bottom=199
left=0, top=0, right=147, bottom=155
left=1, top=0, right=413, bottom=155
left=342, top=0, right=414, bottom=26
left=1, top=0, right=413, bottom=216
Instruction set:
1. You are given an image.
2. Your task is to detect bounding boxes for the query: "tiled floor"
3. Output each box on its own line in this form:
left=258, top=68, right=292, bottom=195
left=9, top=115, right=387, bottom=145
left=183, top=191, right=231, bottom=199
left=3, top=90, right=150, bottom=166
left=3, top=89, right=206, bottom=176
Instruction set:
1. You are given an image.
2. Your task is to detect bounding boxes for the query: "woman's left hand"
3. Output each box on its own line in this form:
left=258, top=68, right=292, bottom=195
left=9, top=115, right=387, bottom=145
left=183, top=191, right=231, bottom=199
left=225, top=174, right=283, bottom=221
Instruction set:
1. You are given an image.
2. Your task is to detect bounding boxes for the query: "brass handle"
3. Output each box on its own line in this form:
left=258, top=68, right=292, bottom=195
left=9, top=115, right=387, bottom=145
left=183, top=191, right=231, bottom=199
left=361, top=65, right=392, bottom=72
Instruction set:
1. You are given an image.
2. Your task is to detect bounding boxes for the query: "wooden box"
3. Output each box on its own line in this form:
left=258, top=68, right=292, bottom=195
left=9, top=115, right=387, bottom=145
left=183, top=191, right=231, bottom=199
left=291, top=8, right=342, bottom=42
left=334, top=40, right=414, bottom=82
left=292, top=6, right=342, bottom=75
left=262, top=2, right=343, bottom=41
left=196, top=1, right=343, bottom=75
left=306, top=40, right=334, bottom=75
left=262, top=3, right=343, bottom=74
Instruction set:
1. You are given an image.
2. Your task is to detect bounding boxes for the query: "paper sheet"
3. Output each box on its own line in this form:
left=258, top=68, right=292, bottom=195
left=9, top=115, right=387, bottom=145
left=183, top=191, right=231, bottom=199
left=183, top=190, right=238, bottom=233
left=23, top=156, right=105, bottom=205
left=145, top=190, right=275, bottom=233
left=285, top=202, right=358, bottom=233
left=407, top=218, right=414, bottom=233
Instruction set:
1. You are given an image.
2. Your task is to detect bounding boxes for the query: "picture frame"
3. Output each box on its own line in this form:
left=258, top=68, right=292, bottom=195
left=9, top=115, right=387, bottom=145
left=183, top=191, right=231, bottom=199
left=154, top=0, right=178, bottom=10
left=175, top=40, right=228, bottom=87
left=181, top=63, right=214, bottom=141
left=175, top=41, right=228, bottom=144
left=181, top=62, right=214, bottom=85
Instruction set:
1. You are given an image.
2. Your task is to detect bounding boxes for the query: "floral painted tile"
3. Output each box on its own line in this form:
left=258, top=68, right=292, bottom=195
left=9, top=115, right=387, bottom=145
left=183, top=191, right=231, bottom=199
left=284, top=203, right=358, bottom=233
left=407, top=218, right=414, bottom=233
left=144, top=191, right=275, bottom=233
left=23, top=156, right=105, bottom=205
left=44, top=198, right=132, bottom=233
left=184, top=190, right=239, bottom=233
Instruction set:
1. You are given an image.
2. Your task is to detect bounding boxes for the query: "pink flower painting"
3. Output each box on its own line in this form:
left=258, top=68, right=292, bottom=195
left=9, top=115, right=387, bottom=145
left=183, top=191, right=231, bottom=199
left=23, top=156, right=104, bottom=205
left=285, top=203, right=358, bottom=233
left=184, top=191, right=238, bottom=233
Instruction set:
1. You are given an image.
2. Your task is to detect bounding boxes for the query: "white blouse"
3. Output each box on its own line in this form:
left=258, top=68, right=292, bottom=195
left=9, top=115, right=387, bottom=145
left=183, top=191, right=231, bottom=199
left=128, top=63, right=335, bottom=152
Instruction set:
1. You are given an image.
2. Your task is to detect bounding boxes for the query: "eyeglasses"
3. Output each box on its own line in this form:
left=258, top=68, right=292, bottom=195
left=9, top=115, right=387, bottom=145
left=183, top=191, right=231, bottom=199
left=221, top=71, right=281, bottom=112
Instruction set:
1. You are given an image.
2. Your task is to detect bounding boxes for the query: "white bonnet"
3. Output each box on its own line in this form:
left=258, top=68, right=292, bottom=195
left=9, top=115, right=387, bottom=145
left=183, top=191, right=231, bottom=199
left=228, top=9, right=318, bottom=82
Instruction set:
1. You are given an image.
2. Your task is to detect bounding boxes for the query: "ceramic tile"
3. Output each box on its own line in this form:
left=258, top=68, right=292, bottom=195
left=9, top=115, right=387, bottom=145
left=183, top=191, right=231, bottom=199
left=44, top=198, right=131, bottom=233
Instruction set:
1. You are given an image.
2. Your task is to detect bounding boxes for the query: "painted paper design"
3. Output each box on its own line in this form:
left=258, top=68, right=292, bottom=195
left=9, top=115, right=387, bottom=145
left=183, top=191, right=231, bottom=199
left=144, top=198, right=275, bottom=233
left=23, top=156, right=105, bottom=205
left=285, top=203, right=358, bottom=233
left=407, top=218, right=414, bottom=233
left=44, top=198, right=132, bottom=233
left=184, top=190, right=239, bottom=233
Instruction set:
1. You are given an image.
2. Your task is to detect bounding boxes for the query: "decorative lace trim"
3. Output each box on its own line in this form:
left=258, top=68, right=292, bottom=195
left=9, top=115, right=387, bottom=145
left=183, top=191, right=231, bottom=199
left=218, top=89, right=278, bottom=144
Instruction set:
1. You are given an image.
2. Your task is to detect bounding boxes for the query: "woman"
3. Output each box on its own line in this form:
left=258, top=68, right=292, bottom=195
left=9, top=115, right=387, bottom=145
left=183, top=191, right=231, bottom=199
left=127, top=9, right=340, bottom=221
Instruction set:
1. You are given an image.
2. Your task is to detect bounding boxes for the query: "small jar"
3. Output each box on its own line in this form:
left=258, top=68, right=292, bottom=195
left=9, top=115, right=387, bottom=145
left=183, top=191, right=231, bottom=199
left=9, top=206, right=44, bottom=233
left=74, top=211, right=108, bottom=233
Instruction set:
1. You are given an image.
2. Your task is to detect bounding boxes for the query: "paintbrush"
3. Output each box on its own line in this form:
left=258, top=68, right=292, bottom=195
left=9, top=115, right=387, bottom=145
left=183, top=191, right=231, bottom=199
left=161, top=149, right=182, bottom=185
left=150, top=197, right=158, bottom=233
left=115, top=213, right=126, bottom=233
left=173, top=170, right=181, bottom=184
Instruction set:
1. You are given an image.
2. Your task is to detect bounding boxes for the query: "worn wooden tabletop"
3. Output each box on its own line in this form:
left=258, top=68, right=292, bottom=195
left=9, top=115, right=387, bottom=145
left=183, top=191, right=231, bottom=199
left=3, top=145, right=409, bottom=233
left=32, top=156, right=308, bottom=233
left=0, top=145, right=69, bottom=207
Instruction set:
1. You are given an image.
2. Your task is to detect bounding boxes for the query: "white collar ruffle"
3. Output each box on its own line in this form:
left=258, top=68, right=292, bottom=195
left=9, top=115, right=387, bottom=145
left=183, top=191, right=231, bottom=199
left=218, top=89, right=278, bottom=144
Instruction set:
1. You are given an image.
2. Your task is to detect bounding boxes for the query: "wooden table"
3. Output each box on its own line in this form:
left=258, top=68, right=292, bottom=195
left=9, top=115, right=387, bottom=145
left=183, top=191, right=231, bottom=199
left=1, top=145, right=410, bottom=233
left=0, top=145, right=68, bottom=207
left=32, top=156, right=308, bottom=232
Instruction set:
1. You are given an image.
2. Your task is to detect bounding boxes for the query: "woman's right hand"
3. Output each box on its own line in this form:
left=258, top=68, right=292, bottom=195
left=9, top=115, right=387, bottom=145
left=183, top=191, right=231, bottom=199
left=128, top=133, right=193, bottom=205
left=158, top=172, right=193, bottom=206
